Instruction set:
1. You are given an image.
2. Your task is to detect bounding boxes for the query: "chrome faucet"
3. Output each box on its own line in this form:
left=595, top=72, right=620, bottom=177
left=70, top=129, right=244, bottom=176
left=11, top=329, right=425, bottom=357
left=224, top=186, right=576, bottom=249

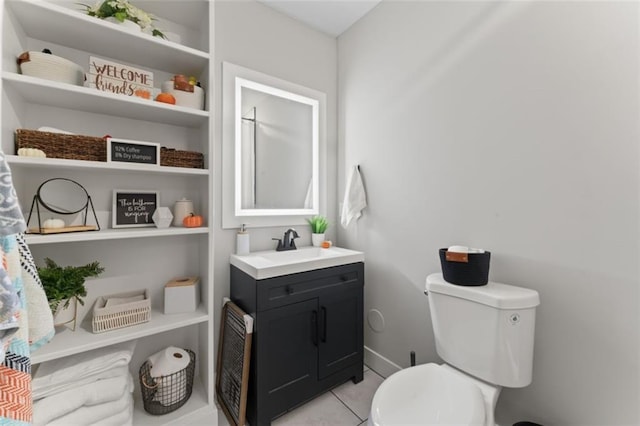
left=273, top=228, right=300, bottom=251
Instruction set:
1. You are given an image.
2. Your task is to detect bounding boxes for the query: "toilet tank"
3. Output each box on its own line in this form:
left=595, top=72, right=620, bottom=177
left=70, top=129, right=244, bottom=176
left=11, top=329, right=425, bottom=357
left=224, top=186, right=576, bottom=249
left=426, top=273, right=540, bottom=388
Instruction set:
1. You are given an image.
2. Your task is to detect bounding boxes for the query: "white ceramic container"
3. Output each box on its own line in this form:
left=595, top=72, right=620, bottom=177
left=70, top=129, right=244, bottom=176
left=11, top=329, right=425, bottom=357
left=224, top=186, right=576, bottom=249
left=161, top=80, right=205, bottom=110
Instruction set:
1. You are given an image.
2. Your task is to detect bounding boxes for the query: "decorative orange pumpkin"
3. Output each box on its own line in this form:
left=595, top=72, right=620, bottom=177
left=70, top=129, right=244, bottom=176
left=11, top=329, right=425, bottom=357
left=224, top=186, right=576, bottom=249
left=155, top=92, right=176, bottom=104
left=183, top=213, right=203, bottom=228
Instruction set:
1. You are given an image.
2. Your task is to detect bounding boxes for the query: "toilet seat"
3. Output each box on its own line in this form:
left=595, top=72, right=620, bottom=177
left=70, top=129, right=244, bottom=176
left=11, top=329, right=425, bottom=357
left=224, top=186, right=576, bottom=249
left=369, top=363, right=485, bottom=426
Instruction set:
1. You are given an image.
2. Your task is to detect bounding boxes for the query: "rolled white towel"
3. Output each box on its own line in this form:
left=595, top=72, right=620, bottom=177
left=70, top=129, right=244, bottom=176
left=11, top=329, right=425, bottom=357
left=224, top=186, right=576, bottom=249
left=37, top=127, right=74, bottom=134
left=447, top=245, right=485, bottom=254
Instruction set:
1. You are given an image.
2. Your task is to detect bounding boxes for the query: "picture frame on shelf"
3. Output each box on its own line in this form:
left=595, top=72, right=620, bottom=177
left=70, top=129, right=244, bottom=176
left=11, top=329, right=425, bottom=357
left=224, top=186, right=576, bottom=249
left=107, top=138, right=160, bottom=166
left=112, top=190, right=159, bottom=228
left=88, top=56, right=154, bottom=100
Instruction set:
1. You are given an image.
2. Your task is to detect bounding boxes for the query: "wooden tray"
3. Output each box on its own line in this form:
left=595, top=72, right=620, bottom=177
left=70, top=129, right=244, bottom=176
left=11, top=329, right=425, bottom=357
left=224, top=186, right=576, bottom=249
left=28, top=225, right=97, bottom=234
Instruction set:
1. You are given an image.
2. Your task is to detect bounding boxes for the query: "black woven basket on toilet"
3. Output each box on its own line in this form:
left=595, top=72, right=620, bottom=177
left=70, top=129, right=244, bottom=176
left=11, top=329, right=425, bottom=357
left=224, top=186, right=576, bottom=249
left=139, top=348, right=195, bottom=415
left=439, top=248, right=491, bottom=286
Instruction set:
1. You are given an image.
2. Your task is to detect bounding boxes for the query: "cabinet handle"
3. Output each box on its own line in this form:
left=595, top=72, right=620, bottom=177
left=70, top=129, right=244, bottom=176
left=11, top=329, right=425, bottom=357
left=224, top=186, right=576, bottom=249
left=320, top=306, right=327, bottom=343
left=311, top=310, right=318, bottom=346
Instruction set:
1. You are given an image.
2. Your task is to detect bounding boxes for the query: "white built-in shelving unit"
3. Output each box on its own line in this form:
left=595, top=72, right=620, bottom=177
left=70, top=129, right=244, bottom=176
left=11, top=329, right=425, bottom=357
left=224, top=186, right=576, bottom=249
left=1, top=0, right=216, bottom=423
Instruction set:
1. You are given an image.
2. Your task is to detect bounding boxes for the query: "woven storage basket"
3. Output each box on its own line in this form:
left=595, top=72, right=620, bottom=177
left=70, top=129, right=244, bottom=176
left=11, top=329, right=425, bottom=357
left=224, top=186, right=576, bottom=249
left=15, top=129, right=107, bottom=161
left=160, top=147, right=204, bottom=169
left=92, top=289, right=150, bottom=333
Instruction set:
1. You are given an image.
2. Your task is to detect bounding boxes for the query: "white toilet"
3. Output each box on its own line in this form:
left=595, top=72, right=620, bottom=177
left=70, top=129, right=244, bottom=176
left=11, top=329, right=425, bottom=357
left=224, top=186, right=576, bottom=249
left=369, top=273, right=540, bottom=426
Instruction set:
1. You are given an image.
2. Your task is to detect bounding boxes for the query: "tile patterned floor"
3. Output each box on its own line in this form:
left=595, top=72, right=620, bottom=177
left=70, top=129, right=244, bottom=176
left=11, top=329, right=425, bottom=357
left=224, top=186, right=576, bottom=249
left=218, top=365, right=385, bottom=426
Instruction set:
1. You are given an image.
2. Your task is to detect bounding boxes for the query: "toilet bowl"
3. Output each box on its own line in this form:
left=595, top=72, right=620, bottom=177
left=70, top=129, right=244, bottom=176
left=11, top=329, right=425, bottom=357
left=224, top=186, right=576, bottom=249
left=368, top=273, right=540, bottom=426
left=368, top=363, right=499, bottom=426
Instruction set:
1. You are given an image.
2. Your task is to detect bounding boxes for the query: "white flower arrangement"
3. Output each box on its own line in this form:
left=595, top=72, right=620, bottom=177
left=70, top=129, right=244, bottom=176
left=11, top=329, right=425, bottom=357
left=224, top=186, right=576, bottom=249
left=81, top=0, right=165, bottom=38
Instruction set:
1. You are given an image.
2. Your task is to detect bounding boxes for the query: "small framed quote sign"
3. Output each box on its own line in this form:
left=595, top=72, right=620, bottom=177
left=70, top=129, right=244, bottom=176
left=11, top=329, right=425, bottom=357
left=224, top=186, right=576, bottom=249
left=107, top=138, right=160, bottom=166
left=113, top=190, right=158, bottom=228
left=89, top=56, right=154, bottom=100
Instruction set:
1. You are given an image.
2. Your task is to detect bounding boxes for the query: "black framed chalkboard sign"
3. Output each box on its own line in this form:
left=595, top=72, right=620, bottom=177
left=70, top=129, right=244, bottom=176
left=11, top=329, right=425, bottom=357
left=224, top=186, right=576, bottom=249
left=112, top=190, right=159, bottom=228
left=107, top=138, right=160, bottom=166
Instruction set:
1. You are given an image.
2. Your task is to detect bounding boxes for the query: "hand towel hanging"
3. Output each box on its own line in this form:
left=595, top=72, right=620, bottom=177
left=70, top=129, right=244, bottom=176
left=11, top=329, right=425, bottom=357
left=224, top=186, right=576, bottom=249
left=341, top=165, right=367, bottom=228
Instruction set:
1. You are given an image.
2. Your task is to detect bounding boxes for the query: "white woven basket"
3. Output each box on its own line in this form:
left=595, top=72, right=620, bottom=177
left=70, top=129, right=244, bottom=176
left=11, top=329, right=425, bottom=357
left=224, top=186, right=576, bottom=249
left=92, top=289, right=151, bottom=333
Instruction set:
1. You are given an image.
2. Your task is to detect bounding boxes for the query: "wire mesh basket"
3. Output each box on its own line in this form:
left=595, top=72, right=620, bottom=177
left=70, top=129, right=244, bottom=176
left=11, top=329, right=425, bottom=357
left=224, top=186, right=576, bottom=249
left=139, top=348, right=196, bottom=415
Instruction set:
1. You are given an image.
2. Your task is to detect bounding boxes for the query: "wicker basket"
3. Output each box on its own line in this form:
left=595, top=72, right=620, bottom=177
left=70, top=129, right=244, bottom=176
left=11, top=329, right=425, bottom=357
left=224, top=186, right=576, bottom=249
left=160, top=147, right=204, bottom=169
left=16, top=129, right=204, bottom=169
left=92, top=289, right=151, bottom=333
left=15, top=129, right=107, bottom=161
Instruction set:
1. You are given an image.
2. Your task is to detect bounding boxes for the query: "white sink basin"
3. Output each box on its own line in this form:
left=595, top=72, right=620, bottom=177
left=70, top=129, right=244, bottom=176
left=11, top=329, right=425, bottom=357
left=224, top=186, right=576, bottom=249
left=230, top=246, right=364, bottom=279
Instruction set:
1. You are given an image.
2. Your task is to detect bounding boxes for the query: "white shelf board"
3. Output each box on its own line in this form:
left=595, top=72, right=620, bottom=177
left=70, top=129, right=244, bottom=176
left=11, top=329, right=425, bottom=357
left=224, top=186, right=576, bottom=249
left=7, top=0, right=209, bottom=76
left=32, top=307, right=209, bottom=364
left=6, top=155, right=209, bottom=176
left=133, top=376, right=211, bottom=426
left=3, top=73, right=209, bottom=127
left=25, top=227, right=209, bottom=245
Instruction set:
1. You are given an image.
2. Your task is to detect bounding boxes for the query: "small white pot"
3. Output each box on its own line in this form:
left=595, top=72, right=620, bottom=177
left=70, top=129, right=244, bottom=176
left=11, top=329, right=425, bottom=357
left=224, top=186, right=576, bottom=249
left=311, top=233, right=325, bottom=247
left=104, top=17, right=142, bottom=33
left=53, top=298, right=78, bottom=330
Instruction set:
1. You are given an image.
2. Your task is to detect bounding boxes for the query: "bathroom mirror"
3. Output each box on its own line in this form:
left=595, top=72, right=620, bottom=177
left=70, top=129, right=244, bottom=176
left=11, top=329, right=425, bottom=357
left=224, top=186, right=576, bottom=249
left=37, top=178, right=89, bottom=214
left=222, top=62, right=327, bottom=229
left=26, top=178, right=100, bottom=233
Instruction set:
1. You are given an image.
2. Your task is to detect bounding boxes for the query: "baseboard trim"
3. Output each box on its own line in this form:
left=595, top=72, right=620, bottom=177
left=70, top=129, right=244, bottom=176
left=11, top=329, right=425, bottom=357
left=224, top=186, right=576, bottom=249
left=364, top=346, right=402, bottom=379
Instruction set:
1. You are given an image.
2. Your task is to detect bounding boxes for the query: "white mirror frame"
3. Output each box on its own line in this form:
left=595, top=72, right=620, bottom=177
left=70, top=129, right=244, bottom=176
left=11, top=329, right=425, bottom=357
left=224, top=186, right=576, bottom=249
left=222, top=62, right=327, bottom=229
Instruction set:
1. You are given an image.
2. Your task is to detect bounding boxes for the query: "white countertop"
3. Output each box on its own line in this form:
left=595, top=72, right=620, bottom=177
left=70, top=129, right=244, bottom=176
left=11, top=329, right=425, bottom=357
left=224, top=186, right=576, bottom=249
left=230, top=246, right=365, bottom=279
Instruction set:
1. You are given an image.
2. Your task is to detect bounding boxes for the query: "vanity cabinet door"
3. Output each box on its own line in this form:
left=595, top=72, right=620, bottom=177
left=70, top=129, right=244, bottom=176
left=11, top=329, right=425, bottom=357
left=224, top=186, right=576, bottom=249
left=317, top=279, right=363, bottom=379
left=231, top=262, right=364, bottom=425
left=257, top=298, right=319, bottom=420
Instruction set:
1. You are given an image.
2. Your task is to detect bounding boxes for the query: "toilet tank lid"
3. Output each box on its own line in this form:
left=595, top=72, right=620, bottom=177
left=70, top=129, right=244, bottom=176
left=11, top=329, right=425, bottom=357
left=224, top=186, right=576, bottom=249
left=426, top=273, right=540, bottom=309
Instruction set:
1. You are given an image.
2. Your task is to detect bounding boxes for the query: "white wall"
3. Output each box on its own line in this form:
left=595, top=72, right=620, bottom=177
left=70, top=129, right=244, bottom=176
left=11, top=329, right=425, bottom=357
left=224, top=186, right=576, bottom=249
left=338, top=1, right=639, bottom=425
left=213, top=0, right=337, bottom=348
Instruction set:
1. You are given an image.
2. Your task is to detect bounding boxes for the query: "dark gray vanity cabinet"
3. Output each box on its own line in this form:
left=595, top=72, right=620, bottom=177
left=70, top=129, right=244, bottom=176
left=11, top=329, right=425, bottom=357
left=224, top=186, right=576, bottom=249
left=230, top=262, right=364, bottom=426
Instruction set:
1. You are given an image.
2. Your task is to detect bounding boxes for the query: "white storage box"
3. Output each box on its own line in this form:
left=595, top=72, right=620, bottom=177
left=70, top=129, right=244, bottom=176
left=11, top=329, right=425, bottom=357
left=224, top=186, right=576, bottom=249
left=92, top=289, right=151, bottom=333
left=161, top=80, right=204, bottom=110
left=164, top=277, right=200, bottom=314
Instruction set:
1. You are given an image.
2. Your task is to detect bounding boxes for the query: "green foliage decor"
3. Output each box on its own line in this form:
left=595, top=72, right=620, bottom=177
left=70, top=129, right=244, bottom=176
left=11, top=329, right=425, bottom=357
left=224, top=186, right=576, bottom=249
left=307, top=215, right=328, bottom=234
left=38, top=258, right=105, bottom=312
left=81, top=0, right=166, bottom=39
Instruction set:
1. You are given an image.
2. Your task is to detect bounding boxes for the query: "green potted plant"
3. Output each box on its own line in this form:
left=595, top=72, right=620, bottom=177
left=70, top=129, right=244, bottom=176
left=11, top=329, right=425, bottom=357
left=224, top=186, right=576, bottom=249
left=307, top=215, right=328, bottom=247
left=38, top=258, right=105, bottom=329
left=81, top=0, right=166, bottom=38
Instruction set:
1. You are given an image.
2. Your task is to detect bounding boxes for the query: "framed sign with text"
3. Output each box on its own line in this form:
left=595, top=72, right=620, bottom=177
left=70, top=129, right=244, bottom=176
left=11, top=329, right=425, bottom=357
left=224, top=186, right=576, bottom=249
left=89, top=56, right=154, bottom=100
left=112, top=190, right=158, bottom=228
left=107, top=138, right=160, bottom=166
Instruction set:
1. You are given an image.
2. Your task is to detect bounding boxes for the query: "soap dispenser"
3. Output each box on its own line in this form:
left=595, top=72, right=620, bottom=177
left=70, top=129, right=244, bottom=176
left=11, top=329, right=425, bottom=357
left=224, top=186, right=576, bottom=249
left=236, top=224, right=250, bottom=255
